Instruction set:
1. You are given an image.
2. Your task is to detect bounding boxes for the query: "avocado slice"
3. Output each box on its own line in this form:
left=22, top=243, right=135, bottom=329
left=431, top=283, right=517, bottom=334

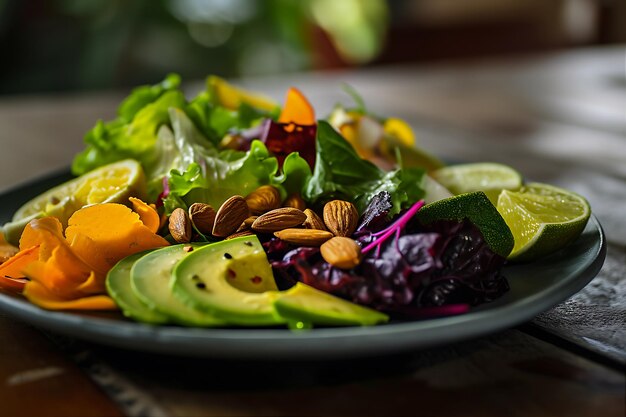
left=172, top=236, right=389, bottom=328
left=106, top=251, right=169, bottom=324
left=131, top=244, right=225, bottom=327
left=172, top=236, right=285, bottom=326
left=273, top=283, right=389, bottom=327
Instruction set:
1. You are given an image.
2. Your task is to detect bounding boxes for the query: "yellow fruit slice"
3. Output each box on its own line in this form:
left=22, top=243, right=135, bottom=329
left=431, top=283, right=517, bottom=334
left=13, top=159, right=146, bottom=224
left=383, top=117, right=415, bottom=147
left=431, top=163, right=522, bottom=204
left=496, top=183, right=591, bottom=262
left=207, top=76, right=278, bottom=112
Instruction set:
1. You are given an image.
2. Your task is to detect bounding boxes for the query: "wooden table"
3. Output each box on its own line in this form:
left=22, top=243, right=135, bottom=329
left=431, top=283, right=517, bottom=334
left=0, top=46, right=624, bottom=417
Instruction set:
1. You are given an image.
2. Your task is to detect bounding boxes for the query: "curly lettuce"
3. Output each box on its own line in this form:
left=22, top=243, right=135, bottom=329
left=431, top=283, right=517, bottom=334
left=72, top=74, right=272, bottom=178
left=162, top=110, right=311, bottom=213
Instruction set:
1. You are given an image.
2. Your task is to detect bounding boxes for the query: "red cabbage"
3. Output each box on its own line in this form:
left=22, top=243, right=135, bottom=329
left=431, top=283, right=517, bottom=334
left=267, top=192, right=509, bottom=318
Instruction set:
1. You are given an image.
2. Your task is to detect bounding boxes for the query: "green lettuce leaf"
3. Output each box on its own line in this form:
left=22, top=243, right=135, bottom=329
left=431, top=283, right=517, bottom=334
left=304, top=121, right=424, bottom=214
left=118, top=73, right=181, bottom=122
left=72, top=89, right=185, bottom=175
left=162, top=110, right=311, bottom=213
left=184, top=92, right=272, bottom=145
left=163, top=141, right=277, bottom=213
left=273, top=152, right=313, bottom=196
left=72, top=74, right=273, bottom=178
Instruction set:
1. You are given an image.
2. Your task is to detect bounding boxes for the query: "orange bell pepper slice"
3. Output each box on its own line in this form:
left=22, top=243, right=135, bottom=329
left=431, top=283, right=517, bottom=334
left=278, top=87, right=315, bottom=125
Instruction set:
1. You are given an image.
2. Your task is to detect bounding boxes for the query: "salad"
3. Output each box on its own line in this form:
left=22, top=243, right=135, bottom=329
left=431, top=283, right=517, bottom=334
left=0, top=75, right=591, bottom=329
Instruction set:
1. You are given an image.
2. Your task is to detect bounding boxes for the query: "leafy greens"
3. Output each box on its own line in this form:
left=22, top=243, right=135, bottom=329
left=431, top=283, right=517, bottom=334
left=303, top=121, right=425, bottom=214
left=162, top=109, right=311, bottom=213
left=71, top=74, right=270, bottom=178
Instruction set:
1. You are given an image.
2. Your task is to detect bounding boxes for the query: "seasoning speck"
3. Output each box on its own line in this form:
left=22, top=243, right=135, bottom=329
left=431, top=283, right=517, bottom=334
left=195, top=282, right=206, bottom=289
left=224, top=253, right=233, bottom=259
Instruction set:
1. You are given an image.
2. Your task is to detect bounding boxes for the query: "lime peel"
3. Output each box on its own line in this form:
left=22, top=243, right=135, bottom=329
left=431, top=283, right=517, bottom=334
left=417, top=191, right=514, bottom=258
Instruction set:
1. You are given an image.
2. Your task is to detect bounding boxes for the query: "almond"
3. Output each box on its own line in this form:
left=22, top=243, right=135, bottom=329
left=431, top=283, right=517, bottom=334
left=169, top=208, right=192, bottom=243
left=303, top=209, right=327, bottom=231
left=323, top=200, right=358, bottom=237
left=188, top=203, right=216, bottom=235
left=225, top=230, right=254, bottom=240
left=274, top=229, right=334, bottom=246
left=212, top=196, right=250, bottom=237
left=320, top=237, right=362, bottom=269
left=245, top=185, right=281, bottom=215
left=237, top=216, right=258, bottom=232
left=251, top=207, right=306, bottom=233
left=283, top=194, right=306, bottom=210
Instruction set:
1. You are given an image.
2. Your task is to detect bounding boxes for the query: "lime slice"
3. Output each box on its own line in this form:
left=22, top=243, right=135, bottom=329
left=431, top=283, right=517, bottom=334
left=13, top=159, right=146, bottom=223
left=4, top=159, right=146, bottom=246
left=417, top=191, right=514, bottom=258
left=431, top=163, right=522, bottom=204
left=496, top=183, right=590, bottom=262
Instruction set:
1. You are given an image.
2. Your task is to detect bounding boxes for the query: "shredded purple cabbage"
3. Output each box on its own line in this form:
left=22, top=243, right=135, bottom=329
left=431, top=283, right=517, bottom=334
left=266, top=192, right=509, bottom=319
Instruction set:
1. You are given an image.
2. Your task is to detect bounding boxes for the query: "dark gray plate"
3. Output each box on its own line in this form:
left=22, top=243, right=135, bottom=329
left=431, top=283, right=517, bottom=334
left=0, top=171, right=606, bottom=359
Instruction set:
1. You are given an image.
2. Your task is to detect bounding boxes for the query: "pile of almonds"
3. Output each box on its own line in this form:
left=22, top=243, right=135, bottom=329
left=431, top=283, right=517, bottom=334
left=167, top=185, right=362, bottom=270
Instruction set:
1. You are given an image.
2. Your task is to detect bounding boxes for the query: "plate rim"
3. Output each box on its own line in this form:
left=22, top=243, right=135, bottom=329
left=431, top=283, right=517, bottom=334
left=0, top=200, right=606, bottom=359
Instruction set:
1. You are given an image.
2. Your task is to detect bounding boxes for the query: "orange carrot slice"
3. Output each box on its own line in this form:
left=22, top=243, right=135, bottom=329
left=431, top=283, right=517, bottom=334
left=130, top=197, right=161, bottom=233
left=14, top=203, right=169, bottom=311
left=23, top=281, right=117, bottom=311
left=0, top=245, right=39, bottom=291
left=19, top=217, right=65, bottom=259
left=65, top=203, right=169, bottom=273
left=22, top=249, right=95, bottom=299
left=278, top=87, right=315, bottom=125
left=23, top=218, right=97, bottom=285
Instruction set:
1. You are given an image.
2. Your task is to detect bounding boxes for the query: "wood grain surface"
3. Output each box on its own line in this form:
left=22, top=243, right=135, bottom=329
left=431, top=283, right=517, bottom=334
left=54, top=329, right=624, bottom=417
left=0, top=314, right=122, bottom=417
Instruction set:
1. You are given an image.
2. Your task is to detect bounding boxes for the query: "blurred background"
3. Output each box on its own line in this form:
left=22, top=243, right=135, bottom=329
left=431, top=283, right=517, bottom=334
left=0, top=0, right=624, bottom=95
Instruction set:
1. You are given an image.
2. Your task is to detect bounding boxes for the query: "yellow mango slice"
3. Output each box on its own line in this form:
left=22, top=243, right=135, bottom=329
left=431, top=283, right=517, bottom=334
left=208, top=75, right=278, bottom=112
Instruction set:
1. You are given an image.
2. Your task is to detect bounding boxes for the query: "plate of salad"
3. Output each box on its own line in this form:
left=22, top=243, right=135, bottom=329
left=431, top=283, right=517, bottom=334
left=0, top=75, right=606, bottom=359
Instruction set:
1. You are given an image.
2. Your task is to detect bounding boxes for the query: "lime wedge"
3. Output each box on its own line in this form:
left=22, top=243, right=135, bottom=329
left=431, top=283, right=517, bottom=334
left=3, top=160, right=147, bottom=246
left=417, top=191, right=514, bottom=258
left=13, top=159, right=146, bottom=223
left=496, top=183, right=591, bottom=262
left=431, top=163, right=522, bottom=204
